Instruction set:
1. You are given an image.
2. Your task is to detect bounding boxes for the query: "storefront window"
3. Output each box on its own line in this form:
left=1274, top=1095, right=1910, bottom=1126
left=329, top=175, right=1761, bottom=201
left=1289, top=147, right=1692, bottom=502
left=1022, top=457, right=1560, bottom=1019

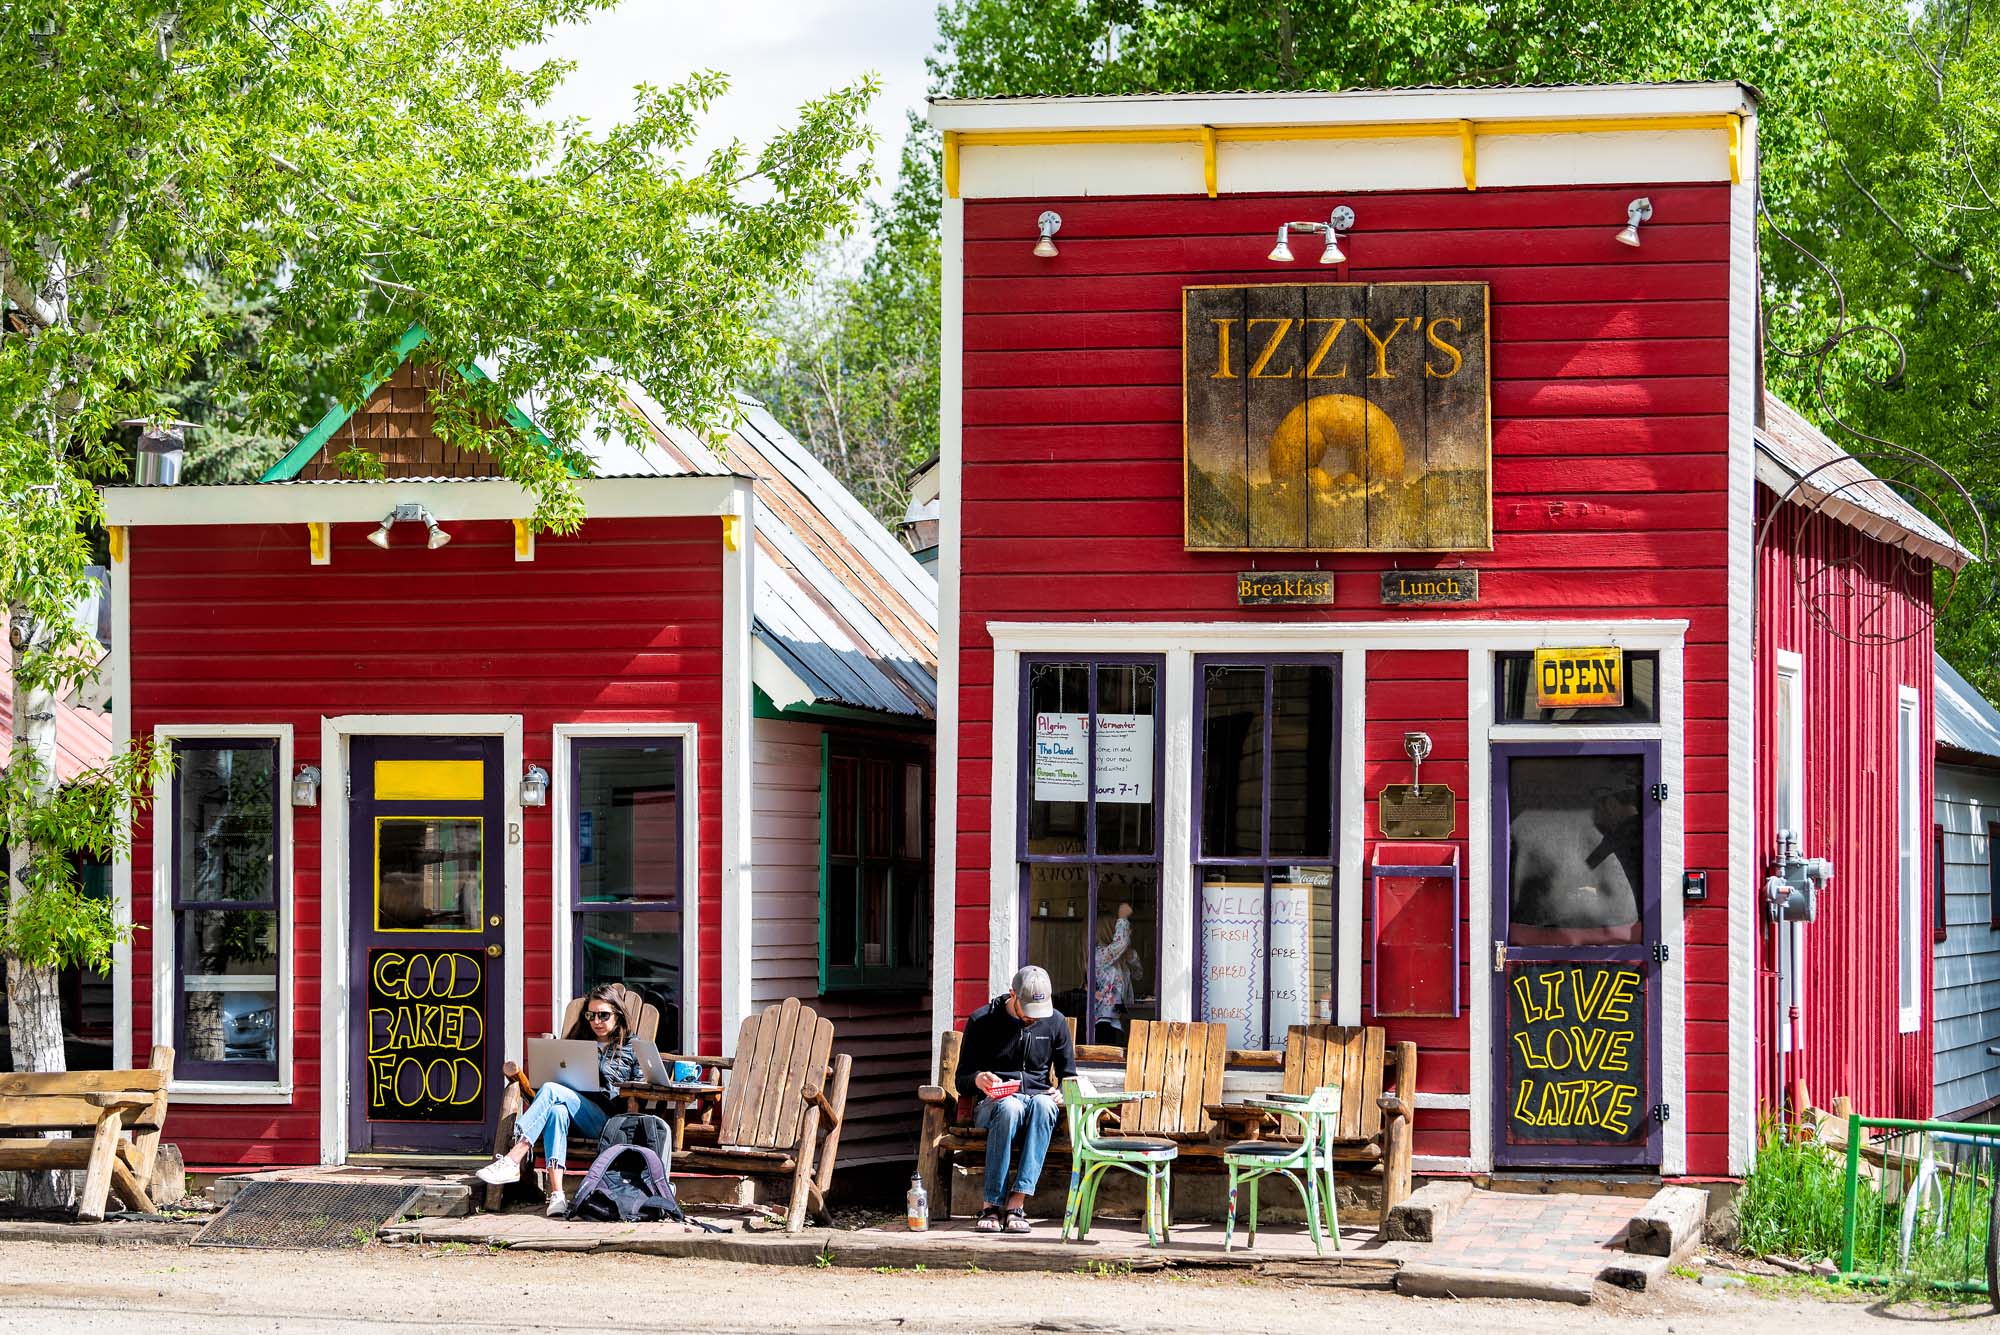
left=1195, top=658, right=1338, bottom=1049
left=572, top=739, right=683, bottom=1042
left=822, top=738, right=929, bottom=992
left=1505, top=754, right=1644, bottom=946
left=171, top=739, right=281, bottom=1082
left=1020, top=657, right=1162, bottom=1045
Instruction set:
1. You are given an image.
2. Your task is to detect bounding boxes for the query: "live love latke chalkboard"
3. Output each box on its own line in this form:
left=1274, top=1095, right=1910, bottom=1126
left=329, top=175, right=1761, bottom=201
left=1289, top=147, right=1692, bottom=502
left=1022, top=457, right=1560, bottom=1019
left=1502, top=962, right=1647, bottom=1147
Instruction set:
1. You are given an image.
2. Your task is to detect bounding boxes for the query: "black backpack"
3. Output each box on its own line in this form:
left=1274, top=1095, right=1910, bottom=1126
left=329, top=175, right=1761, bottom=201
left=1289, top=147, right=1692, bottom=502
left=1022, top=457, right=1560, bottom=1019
left=566, top=1114, right=682, bottom=1223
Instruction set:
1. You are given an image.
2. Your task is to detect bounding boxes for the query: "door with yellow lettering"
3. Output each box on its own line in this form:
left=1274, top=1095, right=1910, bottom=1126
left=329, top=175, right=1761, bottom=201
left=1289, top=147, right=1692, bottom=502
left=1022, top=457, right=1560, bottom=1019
left=349, top=737, right=502, bottom=1154
left=1491, top=741, right=1662, bottom=1167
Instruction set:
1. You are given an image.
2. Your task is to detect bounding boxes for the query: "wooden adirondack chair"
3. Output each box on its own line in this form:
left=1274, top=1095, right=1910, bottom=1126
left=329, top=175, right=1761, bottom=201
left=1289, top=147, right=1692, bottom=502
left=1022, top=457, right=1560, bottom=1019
left=0, top=1044, right=175, bottom=1222
left=669, top=998, right=851, bottom=1234
left=1116, top=1019, right=1230, bottom=1149
left=487, top=990, right=660, bottom=1210
left=1279, top=1024, right=1417, bottom=1225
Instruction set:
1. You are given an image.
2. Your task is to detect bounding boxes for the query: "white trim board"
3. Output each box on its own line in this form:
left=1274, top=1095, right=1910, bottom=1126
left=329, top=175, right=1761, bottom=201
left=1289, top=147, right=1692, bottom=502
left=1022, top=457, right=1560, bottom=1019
left=930, top=191, right=967, bottom=1060
left=149, top=724, right=296, bottom=1102
left=550, top=723, right=700, bottom=1052
left=318, top=713, right=525, bottom=1166
left=719, top=493, right=755, bottom=1055
left=103, top=475, right=745, bottom=528
left=110, top=539, right=133, bottom=1074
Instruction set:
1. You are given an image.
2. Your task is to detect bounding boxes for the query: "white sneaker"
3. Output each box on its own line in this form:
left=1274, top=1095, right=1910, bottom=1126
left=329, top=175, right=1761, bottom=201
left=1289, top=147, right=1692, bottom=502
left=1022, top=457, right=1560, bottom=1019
left=545, top=1191, right=568, bottom=1218
left=475, top=1156, right=521, bottom=1186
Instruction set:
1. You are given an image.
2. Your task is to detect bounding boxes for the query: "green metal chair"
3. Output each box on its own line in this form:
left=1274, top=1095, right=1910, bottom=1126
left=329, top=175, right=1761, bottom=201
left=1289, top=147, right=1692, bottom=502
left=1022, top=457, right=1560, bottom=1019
left=1059, top=1074, right=1179, bottom=1246
left=1222, top=1086, right=1343, bottom=1255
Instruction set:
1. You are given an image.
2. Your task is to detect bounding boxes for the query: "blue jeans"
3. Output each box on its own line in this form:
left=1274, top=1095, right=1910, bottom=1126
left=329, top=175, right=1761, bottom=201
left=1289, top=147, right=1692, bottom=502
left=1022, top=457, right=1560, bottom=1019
left=975, top=1092, right=1061, bottom=1206
left=513, top=1081, right=606, bottom=1172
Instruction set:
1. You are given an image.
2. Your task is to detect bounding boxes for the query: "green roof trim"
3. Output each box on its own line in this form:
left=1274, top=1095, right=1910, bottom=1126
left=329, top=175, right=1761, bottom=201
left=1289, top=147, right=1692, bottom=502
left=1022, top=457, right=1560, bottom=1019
left=259, top=323, right=561, bottom=482
left=752, top=684, right=932, bottom=731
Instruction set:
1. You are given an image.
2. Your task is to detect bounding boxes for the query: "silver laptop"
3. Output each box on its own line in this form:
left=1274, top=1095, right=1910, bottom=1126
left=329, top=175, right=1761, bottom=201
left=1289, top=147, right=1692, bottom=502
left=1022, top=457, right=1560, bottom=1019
left=631, top=1037, right=690, bottom=1087
left=526, top=1038, right=602, bottom=1093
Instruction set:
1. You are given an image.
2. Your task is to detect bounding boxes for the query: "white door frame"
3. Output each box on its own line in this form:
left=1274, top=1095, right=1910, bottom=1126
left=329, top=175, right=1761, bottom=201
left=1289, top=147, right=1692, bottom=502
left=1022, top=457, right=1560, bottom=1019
left=319, top=713, right=525, bottom=1165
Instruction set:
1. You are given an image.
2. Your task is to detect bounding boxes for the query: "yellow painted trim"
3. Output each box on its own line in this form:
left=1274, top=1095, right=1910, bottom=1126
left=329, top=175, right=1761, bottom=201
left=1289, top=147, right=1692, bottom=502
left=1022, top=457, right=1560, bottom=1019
left=1458, top=120, right=1476, bottom=190
left=512, top=518, right=534, bottom=562
left=374, top=759, right=485, bottom=802
left=107, top=525, right=126, bottom=565
left=1471, top=113, right=1738, bottom=137
left=943, top=131, right=959, bottom=199
left=1727, top=117, right=1741, bottom=184
left=374, top=814, right=485, bottom=935
left=955, top=127, right=1207, bottom=147
left=721, top=513, right=742, bottom=552
left=1211, top=121, right=1462, bottom=144
left=306, top=522, right=329, bottom=565
left=1199, top=125, right=1218, bottom=198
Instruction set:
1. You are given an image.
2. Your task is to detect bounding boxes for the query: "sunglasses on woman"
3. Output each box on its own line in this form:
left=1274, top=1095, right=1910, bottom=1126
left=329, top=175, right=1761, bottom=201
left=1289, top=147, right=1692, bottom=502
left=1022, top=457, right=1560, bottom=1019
left=585, top=1009, right=619, bottom=1021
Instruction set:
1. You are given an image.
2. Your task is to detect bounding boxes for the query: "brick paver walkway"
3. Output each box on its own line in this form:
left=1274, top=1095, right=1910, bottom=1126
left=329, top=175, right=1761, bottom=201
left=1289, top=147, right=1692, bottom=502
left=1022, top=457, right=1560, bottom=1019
left=1417, top=1190, right=1641, bottom=1277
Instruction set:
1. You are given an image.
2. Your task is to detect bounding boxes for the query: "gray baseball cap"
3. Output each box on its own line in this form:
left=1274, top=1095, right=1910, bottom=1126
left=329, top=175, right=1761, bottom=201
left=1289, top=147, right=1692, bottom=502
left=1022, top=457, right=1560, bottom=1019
left=1011, top=965, right=1055, bottom=1019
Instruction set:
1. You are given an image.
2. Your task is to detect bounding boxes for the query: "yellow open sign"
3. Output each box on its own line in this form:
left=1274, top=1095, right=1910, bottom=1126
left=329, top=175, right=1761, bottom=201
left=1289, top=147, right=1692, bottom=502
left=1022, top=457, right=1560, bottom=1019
left=1533, top=647, right=1624, bottom=709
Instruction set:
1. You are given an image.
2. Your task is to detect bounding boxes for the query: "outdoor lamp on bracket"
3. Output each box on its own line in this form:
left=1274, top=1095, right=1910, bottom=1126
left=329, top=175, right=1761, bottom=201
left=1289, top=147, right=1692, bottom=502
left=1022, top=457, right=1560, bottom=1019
left=1267, top=207, right=1356, bottom=265
left=291, top=764, right=322, bottom=808
left=520, top=764, right=550, bottom=808
left=1615, top=197, right=1653, bottom=248
left=1033, top=210, right=1062, bottom=258
left=366, top=502, right=452, bottom=550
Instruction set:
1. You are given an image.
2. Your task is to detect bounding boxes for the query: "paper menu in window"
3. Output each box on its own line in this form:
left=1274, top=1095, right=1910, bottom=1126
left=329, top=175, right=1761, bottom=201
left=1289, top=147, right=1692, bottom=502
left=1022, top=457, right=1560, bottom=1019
left=1032, top=712, right=1154, bottom=805
left=1032, top=712, right=1088, bottom=801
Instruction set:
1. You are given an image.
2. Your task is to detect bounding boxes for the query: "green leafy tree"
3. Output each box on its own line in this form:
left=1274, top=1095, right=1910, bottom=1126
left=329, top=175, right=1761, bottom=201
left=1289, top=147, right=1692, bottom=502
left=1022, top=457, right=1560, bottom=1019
left=1, top=0, right=876, bottom=1164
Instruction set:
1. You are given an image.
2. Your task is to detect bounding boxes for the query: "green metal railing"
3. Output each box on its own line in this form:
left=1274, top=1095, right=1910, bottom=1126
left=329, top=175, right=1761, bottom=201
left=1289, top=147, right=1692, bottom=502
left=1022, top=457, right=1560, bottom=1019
left=1838, top=1113, right=2000, bottom=1298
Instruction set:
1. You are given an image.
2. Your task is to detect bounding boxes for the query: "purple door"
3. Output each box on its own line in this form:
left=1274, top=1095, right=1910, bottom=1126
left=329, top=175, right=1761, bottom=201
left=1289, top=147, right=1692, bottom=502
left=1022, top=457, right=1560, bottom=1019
left=1491, top=741, right=1663, bottom=1168
left=348, top=736, right=504, bottom=1155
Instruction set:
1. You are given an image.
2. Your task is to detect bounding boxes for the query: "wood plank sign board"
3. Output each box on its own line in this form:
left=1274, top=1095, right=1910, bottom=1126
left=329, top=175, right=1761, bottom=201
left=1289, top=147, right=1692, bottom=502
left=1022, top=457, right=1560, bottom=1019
left=365, top=948, right=486, bottom=1122
left=1532, top=647, right=1625, bottom=709
left=1184, top=282, right=1491, bottom=552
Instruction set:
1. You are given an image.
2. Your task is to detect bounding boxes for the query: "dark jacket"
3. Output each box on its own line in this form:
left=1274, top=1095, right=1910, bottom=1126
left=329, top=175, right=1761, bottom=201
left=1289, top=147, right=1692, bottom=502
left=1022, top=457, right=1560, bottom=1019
left=585, top=1039, right=643, bottom=1114
left=955, top=995, right=1076, bottom=1099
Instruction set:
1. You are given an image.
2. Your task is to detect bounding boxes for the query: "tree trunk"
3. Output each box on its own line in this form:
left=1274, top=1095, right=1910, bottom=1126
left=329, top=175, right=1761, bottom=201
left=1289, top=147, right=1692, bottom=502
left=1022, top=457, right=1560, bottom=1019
left=5, top=601, right=75, bottom=1211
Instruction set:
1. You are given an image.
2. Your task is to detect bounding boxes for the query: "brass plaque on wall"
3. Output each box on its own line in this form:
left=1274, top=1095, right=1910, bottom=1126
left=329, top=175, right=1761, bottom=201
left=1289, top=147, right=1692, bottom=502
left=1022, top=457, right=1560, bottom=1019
left=1184, top=282, right=1492, bottom=553
left=1379, top=784, right=1458, bottom=839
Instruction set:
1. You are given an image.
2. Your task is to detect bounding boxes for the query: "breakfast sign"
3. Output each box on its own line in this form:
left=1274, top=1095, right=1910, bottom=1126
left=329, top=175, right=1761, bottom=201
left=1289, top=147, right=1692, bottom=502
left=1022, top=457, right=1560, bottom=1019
left=1184, top=282, right=1491, bottom=552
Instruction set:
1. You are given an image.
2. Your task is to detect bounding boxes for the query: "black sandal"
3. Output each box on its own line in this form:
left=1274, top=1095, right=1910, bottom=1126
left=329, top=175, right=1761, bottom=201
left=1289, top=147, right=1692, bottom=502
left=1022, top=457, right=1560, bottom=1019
left=1003, top=1208, right=1032, bottom=1234
left=974, top=1204, right=1004, bottom=1233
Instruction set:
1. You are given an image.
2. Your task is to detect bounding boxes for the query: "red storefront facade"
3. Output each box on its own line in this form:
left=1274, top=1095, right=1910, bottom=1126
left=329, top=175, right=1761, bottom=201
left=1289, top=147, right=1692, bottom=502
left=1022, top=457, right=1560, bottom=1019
left=929, top=83, right=1808, bottom=1180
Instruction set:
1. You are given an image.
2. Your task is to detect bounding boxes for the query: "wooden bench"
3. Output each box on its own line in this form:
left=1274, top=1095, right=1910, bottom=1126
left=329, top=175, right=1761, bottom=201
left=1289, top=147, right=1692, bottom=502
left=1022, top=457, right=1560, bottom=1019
left=0, top=1045, right=175, bottom=1222
left=666, top=998, right=851, bottom=1234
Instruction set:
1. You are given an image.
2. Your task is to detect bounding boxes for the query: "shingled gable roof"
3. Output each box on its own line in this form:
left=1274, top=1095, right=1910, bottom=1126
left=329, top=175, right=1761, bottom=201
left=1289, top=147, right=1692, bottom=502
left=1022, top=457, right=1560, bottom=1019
left=260, top=335, right=937, bottom=721
left=1755, top=394, right=1975, bottom=571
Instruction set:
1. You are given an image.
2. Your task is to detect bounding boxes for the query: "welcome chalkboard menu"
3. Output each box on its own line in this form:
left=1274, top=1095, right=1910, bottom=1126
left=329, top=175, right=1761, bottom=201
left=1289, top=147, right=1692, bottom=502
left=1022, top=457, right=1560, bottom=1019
left=365, top=948, right=487, bottom=1121
left=1502, top=962, right=1648, bottom=1147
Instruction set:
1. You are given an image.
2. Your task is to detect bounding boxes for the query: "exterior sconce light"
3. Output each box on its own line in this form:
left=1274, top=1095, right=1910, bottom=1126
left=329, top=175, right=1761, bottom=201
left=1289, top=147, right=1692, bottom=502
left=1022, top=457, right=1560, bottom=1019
left=1615, top=197, right=1653, bottom=248
left=1033, top=210, right=1062, bottom=258
left=291, top=764, right=322, bottom=808
left=520, top=764, right=550, bottom=807
left=1268, top=207, right=1356, bottom=265
left=366, top=502, right=452, bottom=550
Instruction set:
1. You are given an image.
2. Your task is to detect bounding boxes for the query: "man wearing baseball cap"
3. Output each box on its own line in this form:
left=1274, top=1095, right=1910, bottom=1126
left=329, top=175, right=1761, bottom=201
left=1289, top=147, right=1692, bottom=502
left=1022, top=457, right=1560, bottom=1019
left=954, top=964, right=1077, bottom=1234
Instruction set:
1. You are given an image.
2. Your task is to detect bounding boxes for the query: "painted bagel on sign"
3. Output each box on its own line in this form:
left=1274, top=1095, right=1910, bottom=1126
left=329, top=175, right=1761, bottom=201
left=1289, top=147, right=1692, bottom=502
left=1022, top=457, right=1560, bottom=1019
left=1184, top=282, right=1491, bottom=553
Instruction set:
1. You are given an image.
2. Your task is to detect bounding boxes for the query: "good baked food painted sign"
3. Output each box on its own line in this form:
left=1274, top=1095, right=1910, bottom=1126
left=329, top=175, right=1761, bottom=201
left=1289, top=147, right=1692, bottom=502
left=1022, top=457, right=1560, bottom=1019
left=1183, top=282, right=1491, bottom=552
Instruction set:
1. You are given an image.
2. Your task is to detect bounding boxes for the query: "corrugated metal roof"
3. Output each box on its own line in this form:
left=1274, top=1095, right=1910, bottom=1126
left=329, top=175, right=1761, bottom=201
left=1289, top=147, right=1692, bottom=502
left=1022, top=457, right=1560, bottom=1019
left=931, top=79, right=1753, bottom=104
left=1755, top=395, right=1975, bottom=571
left=1937, top=653, right=2000, bottom=763
left=0, top=640, right=113, bottom=783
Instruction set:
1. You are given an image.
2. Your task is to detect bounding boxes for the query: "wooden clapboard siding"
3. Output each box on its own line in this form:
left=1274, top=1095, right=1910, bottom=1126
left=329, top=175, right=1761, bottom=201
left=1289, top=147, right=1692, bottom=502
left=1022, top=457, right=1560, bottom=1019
left=953, top=182, right=1738, bottom=1175
left=1754, top=486, right=1935, bottom=1123
left=1932, top=763, right=2000, bottom=1120
left=749, top=717, right=932, bottom=1165
left=127, top=515, right=726, bottom=1169
left=300, top=361, right=509, bottom=479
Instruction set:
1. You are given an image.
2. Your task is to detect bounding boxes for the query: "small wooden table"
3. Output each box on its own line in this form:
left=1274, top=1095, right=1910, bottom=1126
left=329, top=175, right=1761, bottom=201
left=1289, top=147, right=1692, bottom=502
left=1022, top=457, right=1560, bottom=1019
left=617, top=1081, right=724, bottom=1150
left=1205, top=1092, right=1317, bottom=1144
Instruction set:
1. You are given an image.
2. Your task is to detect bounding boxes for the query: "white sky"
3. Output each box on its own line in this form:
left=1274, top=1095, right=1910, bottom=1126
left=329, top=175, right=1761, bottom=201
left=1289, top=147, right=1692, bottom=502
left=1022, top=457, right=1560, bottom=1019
left=522, top=0, right=942, bottom=202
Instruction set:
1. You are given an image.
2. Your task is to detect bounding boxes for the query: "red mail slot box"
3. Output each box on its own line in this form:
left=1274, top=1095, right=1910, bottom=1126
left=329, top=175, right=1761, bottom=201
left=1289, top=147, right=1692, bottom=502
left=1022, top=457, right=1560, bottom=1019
left=1370, top=842, right=1461, bottom=1018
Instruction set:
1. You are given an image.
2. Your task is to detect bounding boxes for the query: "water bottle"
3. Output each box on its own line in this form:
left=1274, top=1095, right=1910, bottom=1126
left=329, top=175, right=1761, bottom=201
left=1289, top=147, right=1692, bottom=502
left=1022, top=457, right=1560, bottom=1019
left=906, top=1172, right=929, bottom=1231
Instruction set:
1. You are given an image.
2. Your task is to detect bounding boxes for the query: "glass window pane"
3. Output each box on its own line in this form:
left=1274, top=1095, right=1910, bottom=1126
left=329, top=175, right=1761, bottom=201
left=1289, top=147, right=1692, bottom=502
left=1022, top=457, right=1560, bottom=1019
left=1269, top=666, right=1335, bottom=858
left=578, top=910, right=681, bottom=1037
left=898, top=763, right=924, bottom=860
left=176, top=743, right=275, bottom=903
left=576, top=743, right=680, bottom=906
left=893, top=867, right=924, bottom=970
left=1093, top=664, right=1157, bottom=857
left=861, top=864, right=890, bottom=966
left=828, top=865, right=858, bottom=970
left=178, top=908, right=278, bottom=1067
left=377, top=818, right=482, bottom=931
left=1268, top=866, right=1335, bottom=1040
left=1201, top=666, right=1266, bottom=858
left=862, top=760, right=894, bottom=859
left=1027, top=662, right=1090, bottom=855
left=1090, top=864, right=1158, bottom=1046
left=827, top=755, right=858, bottom=858
left=1024, top=862, right=1089, bottom=1021
left=1506, top=755, right=1644, bottom=945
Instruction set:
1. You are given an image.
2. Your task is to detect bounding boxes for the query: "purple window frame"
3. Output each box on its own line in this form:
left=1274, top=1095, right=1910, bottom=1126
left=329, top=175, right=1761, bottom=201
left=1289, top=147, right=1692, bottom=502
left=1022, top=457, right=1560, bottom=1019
left=169, top=736, right=281, bottom=1085
left=1016, top=654, right=1166, bottom=1035
left=569, top=736, right=685, bottom=1035
left=1191, top=654, right=1342, bottom=1049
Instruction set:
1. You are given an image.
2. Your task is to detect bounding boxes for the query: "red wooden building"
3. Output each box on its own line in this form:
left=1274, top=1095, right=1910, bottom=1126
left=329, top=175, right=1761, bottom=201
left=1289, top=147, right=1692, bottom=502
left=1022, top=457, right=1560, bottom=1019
left=926, top=81, right=1966, bottom=1183
left=101, top=342, right=938, bottom=1171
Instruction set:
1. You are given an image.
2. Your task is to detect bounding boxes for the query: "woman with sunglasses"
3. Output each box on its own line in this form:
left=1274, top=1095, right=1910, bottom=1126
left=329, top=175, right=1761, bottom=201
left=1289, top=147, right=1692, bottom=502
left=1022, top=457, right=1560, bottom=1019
left=475, top=982, right=644, bottom=1215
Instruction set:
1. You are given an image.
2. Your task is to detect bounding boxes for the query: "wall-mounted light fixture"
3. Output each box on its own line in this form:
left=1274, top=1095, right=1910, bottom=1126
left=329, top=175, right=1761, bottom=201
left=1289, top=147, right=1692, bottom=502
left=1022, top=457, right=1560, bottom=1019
left=291, top=764, right=322, bottom=808
left=1033, top=210, right=1062, bottom=258
left=520, top=764, right=550, bottom=808
left=366, top=502, right=452, bottom=550
left=1615, top=197, right=1653, bottom=248
left=1268, top=206, right=1356, bottom=265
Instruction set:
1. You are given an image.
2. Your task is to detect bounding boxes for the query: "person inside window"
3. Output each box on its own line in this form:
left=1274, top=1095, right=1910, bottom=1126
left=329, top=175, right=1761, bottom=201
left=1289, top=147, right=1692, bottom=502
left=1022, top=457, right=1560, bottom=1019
left=1092, top=901, right=1140, bottom=1044
left=957, top=965, right=1076, bottom=1235
left=475, top=982, right=642, bottom=1215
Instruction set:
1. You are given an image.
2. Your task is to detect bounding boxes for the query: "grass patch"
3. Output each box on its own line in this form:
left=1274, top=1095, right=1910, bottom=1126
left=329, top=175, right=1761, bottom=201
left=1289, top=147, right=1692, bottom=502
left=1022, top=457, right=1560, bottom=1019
left=1078, top=1260, right=1134, bottom=1277
left=1738, top=1126, right=1848, bottom=1260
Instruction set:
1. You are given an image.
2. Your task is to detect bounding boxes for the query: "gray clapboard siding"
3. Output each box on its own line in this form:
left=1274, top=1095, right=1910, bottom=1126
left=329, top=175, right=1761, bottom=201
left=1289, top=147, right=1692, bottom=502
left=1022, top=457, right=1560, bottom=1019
left=751, top=716, right=932, bottom=1165
left=1933, top=762, right=2000, bottom=1120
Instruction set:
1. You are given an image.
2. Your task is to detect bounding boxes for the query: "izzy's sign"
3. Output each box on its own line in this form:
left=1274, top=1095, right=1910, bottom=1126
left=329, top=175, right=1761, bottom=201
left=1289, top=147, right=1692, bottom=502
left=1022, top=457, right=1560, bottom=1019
left=1184, top=282, right=1491, bottom=553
